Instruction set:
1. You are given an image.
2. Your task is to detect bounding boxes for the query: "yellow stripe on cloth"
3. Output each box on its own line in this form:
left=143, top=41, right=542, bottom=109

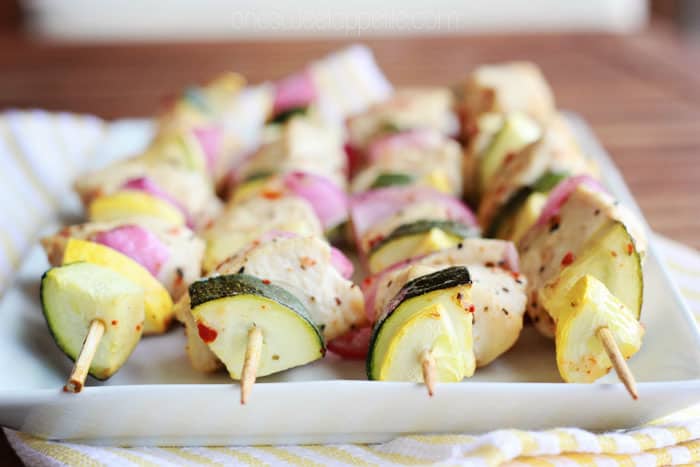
left=15, top=432, right=105, bottom=467
left=304, top=445, right=381, bottom=466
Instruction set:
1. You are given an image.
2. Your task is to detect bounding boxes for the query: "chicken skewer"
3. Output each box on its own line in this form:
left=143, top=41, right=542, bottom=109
left=337, top=86, right=529, bottom=396
left=458, top=62, right=643, bottom=398
left=38, top=218, right=204, bottom=392
left=174, top=84, right=365, bottom=402
left=39, top=49, right=393, bottom=395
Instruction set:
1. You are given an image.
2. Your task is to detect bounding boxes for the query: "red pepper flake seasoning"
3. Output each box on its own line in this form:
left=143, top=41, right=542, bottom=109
left=335, top=297, right=342, bottom=306
left=610, top=250, right=618, bottom=257
left=174, top=267, right=184, bottom=286
left=135, top=324, right=142, bottom=332
left=504, top=152, right=515, bottom=165
left=111, top=320, right=118, bottom=326
left=197, top=322, right=218, bottom=343
left=561, top=252, right=575, bottom=267
left=368, top=235, right=385, bottom=250
left=262, top=190, right=283, bottom=200
left=548, top=215, right=561, bottom=233
left=484, top=261, right=495, bottom=268
left=262, top=279, right=271, bottom=285
left=300, top=256, right=317, bottom=269
left=627, top=243, right=634, bottom=255
left=362, top=277, right=373, bottom=287
left=468, top=305, right=476, bottom=313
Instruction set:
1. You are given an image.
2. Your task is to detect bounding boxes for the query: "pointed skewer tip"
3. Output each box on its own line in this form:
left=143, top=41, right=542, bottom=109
left=240, top=326, right=263, bottom=405
left=65, top=319, right=105, bottom=394
left=597, top=326, right=638, bottom=400
left=421, top=350, right=436, bottom=397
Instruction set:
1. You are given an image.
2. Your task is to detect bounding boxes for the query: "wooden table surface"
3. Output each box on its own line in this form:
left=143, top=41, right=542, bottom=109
left=1, top=25, right=699, bottom=463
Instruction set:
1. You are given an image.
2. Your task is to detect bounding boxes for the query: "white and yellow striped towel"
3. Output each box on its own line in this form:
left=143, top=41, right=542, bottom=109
left=3, top=110, right=700, bottom=466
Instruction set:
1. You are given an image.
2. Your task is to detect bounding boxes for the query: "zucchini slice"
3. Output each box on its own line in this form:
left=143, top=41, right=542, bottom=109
left=487, top=171, right=567, bottom=239
left=368, top=220, right=479, bottom=274
left=41, top=262, right=145, bottom=380
left=189, top=274, right=325, bottom=379
left=369, top=173, right=415, bottom=189
left=367, top=266, right=475, bottom=382
left=479, top=113, right=541, bottom=191
left=553, top=275, right=643, bottom=383
left=539, top=221, right=643, bottom=322
left=270, top=106, right=308, bottom=124
left=62, top=238, right=174, bottom=335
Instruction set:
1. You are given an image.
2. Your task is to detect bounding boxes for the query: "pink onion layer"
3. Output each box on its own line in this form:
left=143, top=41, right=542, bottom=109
left=366, top=128, right=442, bottom=163
left=283, top=171, right=348, bottom=230
left=273, top=70, right=317, bottom=116
left=361, top=258, right=412, bottom=322
left=192, top=126, right=223, bottom=173
left=343, top=143, right=364, bottom=178
left=121, top=177, right=193, bottom=227
left=349, top=186, right=478, bottom=246
left=536, top=175, right=606, bottom=227
left=326, top=326, right=372, bottom=359
left=93, top=225, right=170, bottom=277
left=330, top=247, right=354, bottom=279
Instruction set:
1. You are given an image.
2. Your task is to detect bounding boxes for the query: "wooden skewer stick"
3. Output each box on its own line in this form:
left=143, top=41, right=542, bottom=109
left=64, top=320, right=105, bottom=394
left=240, top=326, right=263, bottom=405
left=597, top=327, right=638, bottom=400
left=420, top=349, right=437, bottom=397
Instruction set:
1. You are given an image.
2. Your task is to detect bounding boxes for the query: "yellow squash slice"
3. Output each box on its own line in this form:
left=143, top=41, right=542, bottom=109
left=63, top=238, right=174, bottom=334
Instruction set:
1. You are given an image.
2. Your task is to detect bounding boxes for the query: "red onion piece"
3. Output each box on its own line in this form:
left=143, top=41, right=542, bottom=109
left=192, top=126, right=223, bottom=173
left=93, top=225, right=170, bottom=277
left=283, top=171, right=348, bottom=230
left=273, top=70, right=317, bottom=116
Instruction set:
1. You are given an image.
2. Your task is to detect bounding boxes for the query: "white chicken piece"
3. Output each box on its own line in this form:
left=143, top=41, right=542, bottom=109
left=74, top=159, right=222, bottom=230
left=458, top=62, right=555, bottom=126
left=40, top=217, right=204, bottom=300
left=374, top=261, right=526, bottom=367
left=350, top=130, right=463, bottom=196
left=234, top=116, right=347, bottom=189
left=201, top=195, right=323, bottom=272
left=518, top=184, right=647, bottom=337
left=478, top=114, right=597, bottom=229
left=347, top=87, right=459, bottom=150
left=214, top=236, right=365, bottom=340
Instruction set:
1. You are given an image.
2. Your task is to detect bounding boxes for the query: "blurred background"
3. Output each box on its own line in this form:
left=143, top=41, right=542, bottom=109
left=0, top=0, right=698, bottom=39
left=0, top=0, right=698, bottom=248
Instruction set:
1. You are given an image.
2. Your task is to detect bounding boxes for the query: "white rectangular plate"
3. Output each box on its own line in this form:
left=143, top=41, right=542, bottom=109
left=1, top=113, right=699, bottom=446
